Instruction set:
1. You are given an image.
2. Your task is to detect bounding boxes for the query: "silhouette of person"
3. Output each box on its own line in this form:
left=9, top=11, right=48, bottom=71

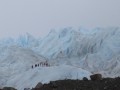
left=32, top=65, right=33, bottom=69
left=35, top=64, right=37, bottom=67
left=38, top=64, right=39, bottom=67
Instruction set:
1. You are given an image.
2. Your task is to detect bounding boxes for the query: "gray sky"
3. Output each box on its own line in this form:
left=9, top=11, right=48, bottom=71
left=0, top=0, right=120, bottom=39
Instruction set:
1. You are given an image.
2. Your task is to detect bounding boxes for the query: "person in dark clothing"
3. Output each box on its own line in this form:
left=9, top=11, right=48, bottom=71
left=38, top=64, right=39, bottom=67
left=35, top=64, right=37, bottom=67
left=32, top=65, right=33, bottom=69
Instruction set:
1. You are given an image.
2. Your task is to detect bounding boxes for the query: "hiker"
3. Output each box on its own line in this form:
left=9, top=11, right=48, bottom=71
left=35, top=64, right=37, bottom=67
left=32, top=65, right=33, bottom=69
left=46, top=63, right=48, bottom=67
left=45, top=60, right=48, bottom=67
left=38, top=64, right=39, bottom=67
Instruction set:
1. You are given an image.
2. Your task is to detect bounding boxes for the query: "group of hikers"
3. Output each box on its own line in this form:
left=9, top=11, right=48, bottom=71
left=31, top=60, right=50, bottom=69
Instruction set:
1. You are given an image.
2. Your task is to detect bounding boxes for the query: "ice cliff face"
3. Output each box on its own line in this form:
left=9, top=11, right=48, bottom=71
left=28, top=27, right=120, bottom=77
left=1, top=28, right=120, bottom=68
left=33, top=27, right=120, bottom=60
left=0, top=27, right=120, bottom=89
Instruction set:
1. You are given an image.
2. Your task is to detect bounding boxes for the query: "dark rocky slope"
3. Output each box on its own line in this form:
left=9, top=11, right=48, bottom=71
left=33, top=77, right=120, bottom=90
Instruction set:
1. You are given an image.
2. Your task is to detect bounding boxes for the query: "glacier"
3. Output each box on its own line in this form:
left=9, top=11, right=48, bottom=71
left=0, top=27, right=120, bottom=90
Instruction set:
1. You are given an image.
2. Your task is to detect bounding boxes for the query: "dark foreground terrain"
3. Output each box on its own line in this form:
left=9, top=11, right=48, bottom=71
left=1, top=77, right=120, bottom=90
left=33, top=77, right=120, bottom=90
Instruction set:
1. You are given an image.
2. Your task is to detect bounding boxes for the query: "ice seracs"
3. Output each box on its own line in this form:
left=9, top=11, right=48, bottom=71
left=1, top=27, right=120, bottom=89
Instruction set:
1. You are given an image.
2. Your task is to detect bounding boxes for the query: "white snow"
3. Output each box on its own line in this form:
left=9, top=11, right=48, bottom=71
left=6, top=65, right=91, bottom=90
left=0, top=27, right=120, bottom=89
left=0, top=45, right=91, bottom=90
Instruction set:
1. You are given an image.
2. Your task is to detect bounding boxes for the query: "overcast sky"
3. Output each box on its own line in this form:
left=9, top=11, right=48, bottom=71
left=0, top=0, right=120, bottom=39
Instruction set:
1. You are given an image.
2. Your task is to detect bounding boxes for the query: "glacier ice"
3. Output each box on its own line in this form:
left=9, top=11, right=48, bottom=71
left=0, top=27, right=120, bottom=89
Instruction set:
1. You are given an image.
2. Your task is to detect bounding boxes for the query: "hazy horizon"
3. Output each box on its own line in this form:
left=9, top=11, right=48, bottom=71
left=0, top=0, right=120, bottom=39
